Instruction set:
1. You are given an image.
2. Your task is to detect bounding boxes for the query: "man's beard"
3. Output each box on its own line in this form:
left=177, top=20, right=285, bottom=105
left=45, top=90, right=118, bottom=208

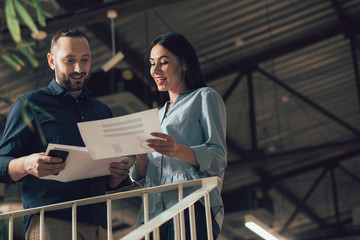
left=56, top=71, right=91, bottom=91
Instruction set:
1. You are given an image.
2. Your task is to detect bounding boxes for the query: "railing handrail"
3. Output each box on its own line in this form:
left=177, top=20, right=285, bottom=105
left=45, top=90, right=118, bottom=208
left=121, top=176, right=219, bottom=240
left=0, top=177, right=217, bottom=220
left=0, top=176, right=220, bottom=240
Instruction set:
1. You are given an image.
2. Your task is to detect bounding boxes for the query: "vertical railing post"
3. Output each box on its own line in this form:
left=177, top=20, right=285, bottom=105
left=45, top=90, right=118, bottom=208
left=178, top=184, right=185, bottom=240
left=153, top=227, right=160, bottom=240
left=40, top=208, right=45, bottom=240
left=71, top=202, right=77, bottom=240
left=0, top=177, right=219, bottom=240
left=173, top=214, right=180, bottom=240
left=204, top=193, right=213, bottom=240
left=72, top=202, right=77, bottom=240
left=107, top=197, right=113, bottom=240
left=143, top=192, right=150, bottom=240
left=189, top=203, right=197, bottom=240
left=8, top=215, right=13, bottom=240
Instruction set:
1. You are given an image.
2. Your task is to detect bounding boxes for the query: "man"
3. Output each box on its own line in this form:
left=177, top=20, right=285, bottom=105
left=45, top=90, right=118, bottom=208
left=0, top=28, right=132, bottom=239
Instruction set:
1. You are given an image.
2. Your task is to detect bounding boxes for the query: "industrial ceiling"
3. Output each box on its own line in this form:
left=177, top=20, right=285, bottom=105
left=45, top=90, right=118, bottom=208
left=1, top=0, right=360, bottom=239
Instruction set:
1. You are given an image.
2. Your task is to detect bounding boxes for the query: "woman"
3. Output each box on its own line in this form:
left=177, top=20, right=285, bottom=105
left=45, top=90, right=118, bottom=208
left=132, top=32, right=227, bottom=239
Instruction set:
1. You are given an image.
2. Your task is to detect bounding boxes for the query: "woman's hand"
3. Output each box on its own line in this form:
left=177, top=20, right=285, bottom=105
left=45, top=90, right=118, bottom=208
left=147, top=132, right=199, bottom=167
left=146, top=132, right=180, bottom=157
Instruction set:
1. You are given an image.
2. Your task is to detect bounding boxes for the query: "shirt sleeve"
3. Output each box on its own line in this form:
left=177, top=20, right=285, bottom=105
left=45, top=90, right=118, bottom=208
left=131, top=162, right=147, bottom=186
left=0, top=97, right=32, bottom=183
left=191, top=89, right=227, bottom=176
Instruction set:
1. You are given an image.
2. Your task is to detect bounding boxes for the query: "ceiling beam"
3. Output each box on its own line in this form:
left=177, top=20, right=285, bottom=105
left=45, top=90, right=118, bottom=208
left=204, top=16, right=360, bottom=82
left=330, top=0, right=348, bottom=23
left=294, top=217, right=360, bottom=240
left=222, top=149, right=360, bottom=235
left=53, top=0, right=185, bottom=87
left=224, top=148, right=360, bottom=193
left=43, top=0, right=186, bottom=33
left=247, top=167, right=327, bottom=232
left=273, top=180, right=326, bottom=230
left=86, top=22, right=150, bottom=85
left=227, top=138, right=360, bottom=170
left=257, top=67, right=360, bottom=135
left=222, top=72, right=244, bottom=103
left=280, top=167, right=328, bottom=234
left=329, top=1, right=360, bottom=111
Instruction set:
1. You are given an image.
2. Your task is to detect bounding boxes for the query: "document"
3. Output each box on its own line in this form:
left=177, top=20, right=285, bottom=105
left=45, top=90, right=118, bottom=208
left=41, top=144, right=127, bottom=182
left=78, top=108, right=162, bottom=160
left=41, top=108, right=162, bottom=182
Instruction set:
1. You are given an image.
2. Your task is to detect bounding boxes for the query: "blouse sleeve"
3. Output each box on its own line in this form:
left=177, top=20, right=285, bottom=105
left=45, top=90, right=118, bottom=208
left=191, top=89, right=227, bottom=176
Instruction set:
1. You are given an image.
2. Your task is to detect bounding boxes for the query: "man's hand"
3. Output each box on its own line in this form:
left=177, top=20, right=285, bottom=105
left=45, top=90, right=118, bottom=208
left=134, top=154, right=148, bottom=179
left=107, top=157, right=131, bottom=189
left=9, top=153, right=66, bottom=181
left=24, top=153, right=66, bottom=177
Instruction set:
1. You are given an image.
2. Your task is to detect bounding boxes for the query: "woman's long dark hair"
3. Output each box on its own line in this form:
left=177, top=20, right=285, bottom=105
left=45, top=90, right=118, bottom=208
left=150, top=33, right=206, bottom=104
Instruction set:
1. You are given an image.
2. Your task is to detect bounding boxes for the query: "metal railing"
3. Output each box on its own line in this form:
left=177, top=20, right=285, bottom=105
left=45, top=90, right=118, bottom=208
left=0, top=176, right=219, bottom=240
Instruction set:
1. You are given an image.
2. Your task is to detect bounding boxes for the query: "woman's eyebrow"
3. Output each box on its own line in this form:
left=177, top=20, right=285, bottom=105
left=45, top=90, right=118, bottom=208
left=150, top=55, right=169, bottom=60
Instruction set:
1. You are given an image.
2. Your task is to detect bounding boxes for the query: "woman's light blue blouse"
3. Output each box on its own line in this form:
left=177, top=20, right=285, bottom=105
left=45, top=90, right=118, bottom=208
left=132, top=87, right=227, bottom=228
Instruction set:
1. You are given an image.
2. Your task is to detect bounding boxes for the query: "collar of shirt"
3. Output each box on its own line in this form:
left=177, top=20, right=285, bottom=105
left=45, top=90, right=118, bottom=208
left=47, top=79, right=90, bottom=100
left=166, top=89, right=194, bottom=107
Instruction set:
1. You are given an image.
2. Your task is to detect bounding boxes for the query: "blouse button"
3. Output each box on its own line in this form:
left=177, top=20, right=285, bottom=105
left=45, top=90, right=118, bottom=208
left=81, top=116, right=84, bottom=120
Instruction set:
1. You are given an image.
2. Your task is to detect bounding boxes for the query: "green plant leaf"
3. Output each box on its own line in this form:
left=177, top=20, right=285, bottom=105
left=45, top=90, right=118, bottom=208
left=20, top=100, right=35, bottom=132
left=20, top=100, right=53, bottom=145
left=1, top=53, right=22, bottom=71
left=32, top=0, right=46, bottom=27
left=28, top=101, right=54, bottom=119
left=14, top=0, right=40, bottom=37
left=17, top=40, right=35, bottom=48
left=49, top=0, right=60, bottom=11
left=5, top=0, right=21, bottom=43
left=19, top=44, right=39, bottom=68
left=29, top=103, right=47, bottom=145
left=39, top=9, right=54, bottom=18
left=10, top=52, right=26, bottom=67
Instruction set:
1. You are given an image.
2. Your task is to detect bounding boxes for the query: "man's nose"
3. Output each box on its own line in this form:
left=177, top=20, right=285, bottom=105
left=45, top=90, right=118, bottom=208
left=74, top=62, right=82, bottom=72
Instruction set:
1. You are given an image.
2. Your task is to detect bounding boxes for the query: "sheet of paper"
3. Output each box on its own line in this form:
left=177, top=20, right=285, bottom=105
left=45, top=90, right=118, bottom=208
left=41, top=144, right=126, bottom=182
left=77, top=108, right=162, bottom=160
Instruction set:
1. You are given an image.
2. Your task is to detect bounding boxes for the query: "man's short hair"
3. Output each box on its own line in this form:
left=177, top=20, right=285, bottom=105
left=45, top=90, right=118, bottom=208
left=50, top=27, right=90, bottom=53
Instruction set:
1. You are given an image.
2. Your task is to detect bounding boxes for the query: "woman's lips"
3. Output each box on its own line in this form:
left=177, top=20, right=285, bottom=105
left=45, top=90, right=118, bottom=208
left=155, top=77, right=166, bottom=85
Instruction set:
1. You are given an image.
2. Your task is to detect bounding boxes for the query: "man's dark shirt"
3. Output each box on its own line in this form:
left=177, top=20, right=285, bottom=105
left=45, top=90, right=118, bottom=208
left=0, top=79, right=113, bottom=231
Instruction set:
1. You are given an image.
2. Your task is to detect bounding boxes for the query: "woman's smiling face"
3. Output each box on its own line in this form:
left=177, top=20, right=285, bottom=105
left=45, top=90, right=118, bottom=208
left=149, top=44, right=187, bottom=94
